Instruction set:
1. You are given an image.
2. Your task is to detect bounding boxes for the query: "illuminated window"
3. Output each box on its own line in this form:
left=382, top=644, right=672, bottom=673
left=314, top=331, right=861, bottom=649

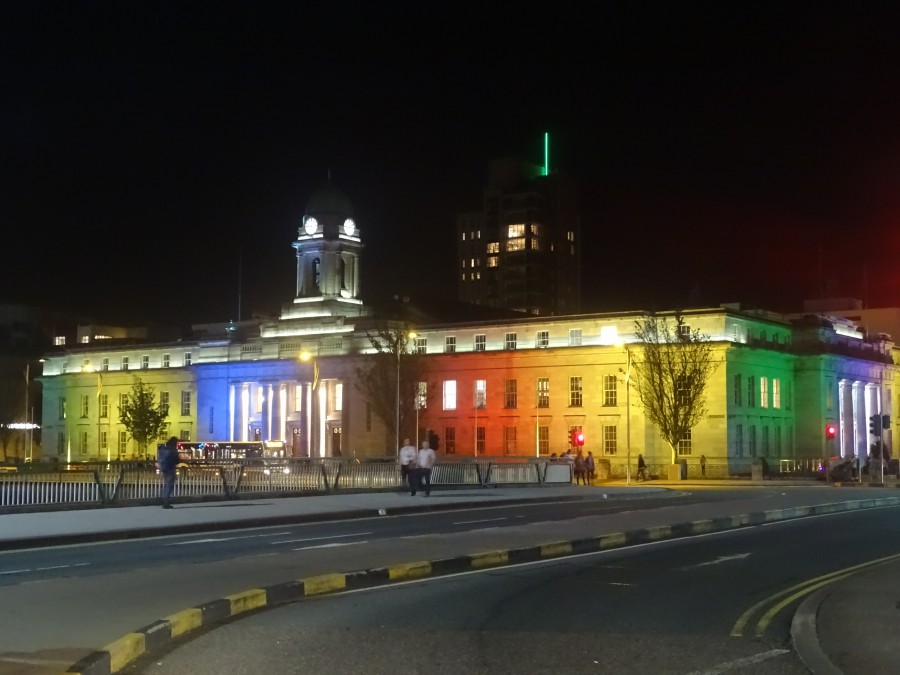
left=569, top=329, right=582, bottom=346
left=445, top=426, right=456, bottom=454
left=59, top=397, right=66, bottom=420
left=142, top=355, right=150, bottom=370
left=530, top=238, right=541, bottom=251
left=81, top=395, right=89, bottom=418
left=603, top=425, right=617, bottom=455
left=538, top=425, right=549, bottom=455
left=462, top=259, right=467, bottom=268
left=677, top=428, right=692, bottom=456
left=163, top=354, right=170, bottom=368
left=100, top=394, right=108, bottom=418
left=475, top=271, right=481, bottom=280
left=80, top=336, right=89, bottom=344
left=487, top=256, right=498, bottom=267
left=474, top=380, right=486, bottom=409
left=160, top=391, right=169, bottom=417
left=180, top=429, right=191, bottom=442
left=507, top=224, right=525, bottom=238
left=569, top=377, right=583, bottom=407
left=760, top=377, right=769, bottom=408
left=121, top=356, right=129, bottom=371
left=530, top=223, right=541, bottom=236
left=54, top=336, right=66, bottom=346
left=773, top=379, right=781, bottom=409
left=181, top=390, right=191, bottom=416
left=415, top=337, right=427, bottom=354
left=461, top=232, right=466, bottom=241
left=445, top=336, right=456, bottom=353
left=503, top=426, right=517, bottom=454
left=470, top=258, right=475, bottom=267
left=184, top=352, right=192, bottom=366
left=506, top=238, right=525, bottom=252
left=537, top=378, right=549, bottom=408
left=461, top=273, right=465, bottom=282
left=476, top=230, right=481, bottom=239
left=505, top=332, right=517, bottom=350
left=486, top=242, right=499, bottom=254
left=603, top=375, right=617, bottom=406
left=474, top=334, right=486, bottom=352
left=335, top=383, right=343, bottom=411
left=102, top=357, right=109, bottom=372
left=443, top=380, right=457, bottom=410
left=536, top=331, right=549, bottom=348
left=416, top=382, right=427, bottom=410
left=504, top=379, right=517, bottom=408
left=567, top=231, right=574, bottom=241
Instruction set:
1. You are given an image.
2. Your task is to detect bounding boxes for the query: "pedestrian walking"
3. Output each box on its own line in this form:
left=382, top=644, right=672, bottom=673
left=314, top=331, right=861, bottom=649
left=416, top=440, right=436, bottom=496
left=700, top=454, right=707, bottom=477
left=637, top=453, right=647, bottom=481
left=399, top=438, right=417, bottom=493
left=158, top=436, right=180, bottom=509
left=574, top=449, right=588, bottom=485
left=586, top=451, right=596, bottom=482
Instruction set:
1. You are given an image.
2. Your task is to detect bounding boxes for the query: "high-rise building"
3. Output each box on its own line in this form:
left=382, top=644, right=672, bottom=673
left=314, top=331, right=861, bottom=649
left=457, top=154, right=581, bottom=316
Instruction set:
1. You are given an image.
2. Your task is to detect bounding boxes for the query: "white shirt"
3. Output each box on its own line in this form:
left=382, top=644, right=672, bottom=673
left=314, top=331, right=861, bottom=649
left=417, top=447, right=436, bottom=469
left=399, top=445, right=417, bottom=466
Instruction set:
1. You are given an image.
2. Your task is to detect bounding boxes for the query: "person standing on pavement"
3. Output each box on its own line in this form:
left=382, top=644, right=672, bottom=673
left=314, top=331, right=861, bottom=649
left=574, top=449, right=588, bottom=485
left=158, top=436, right=180, bottom=509
left=416, top=440, right=436, bottom=496
left=700, top=454, right=707, bottom=477
left=585, top=451, right=596, bottom=483
left=637, top=453, right=647, bottom=481
left=399, top=438, right=417, bottom=492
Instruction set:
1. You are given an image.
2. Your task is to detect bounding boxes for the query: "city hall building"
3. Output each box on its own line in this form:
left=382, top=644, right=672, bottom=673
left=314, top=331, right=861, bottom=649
left=37, top=187, right=897, bottom=474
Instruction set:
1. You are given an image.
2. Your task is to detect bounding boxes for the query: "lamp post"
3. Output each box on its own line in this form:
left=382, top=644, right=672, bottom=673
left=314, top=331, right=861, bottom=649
left=395, top=330, right=416, bottom=456
left=617, top=344, right=633, bottom=485
left=82, top=365, right=106, bottom=461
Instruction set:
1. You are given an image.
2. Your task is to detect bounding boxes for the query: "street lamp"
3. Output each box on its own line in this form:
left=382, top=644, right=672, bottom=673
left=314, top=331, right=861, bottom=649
left=82, top=365, right=106, bottom=461
left=617, top=343, right=633, bottom=485
left=395, top=330, right=416, bottom=456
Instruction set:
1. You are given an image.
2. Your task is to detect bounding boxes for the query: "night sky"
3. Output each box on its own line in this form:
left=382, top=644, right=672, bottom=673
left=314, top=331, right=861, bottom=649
left=4, top=2, right=900, bottom=327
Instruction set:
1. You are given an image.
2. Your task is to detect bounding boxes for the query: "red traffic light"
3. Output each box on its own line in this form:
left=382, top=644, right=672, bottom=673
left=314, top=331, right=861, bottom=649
left=825, top=424, right=836, bottom=440
left=573, top=431, right=585, bottom=446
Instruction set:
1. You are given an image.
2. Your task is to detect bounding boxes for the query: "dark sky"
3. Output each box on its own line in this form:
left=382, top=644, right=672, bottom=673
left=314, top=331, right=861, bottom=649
left=4, top=2, right=900, bottom=326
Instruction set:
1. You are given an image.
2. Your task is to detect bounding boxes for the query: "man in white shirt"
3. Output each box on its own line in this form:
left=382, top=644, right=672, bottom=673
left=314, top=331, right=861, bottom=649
left=416, top=440, right=436, bottom=497
left=399, top=438, right=417, bottom=493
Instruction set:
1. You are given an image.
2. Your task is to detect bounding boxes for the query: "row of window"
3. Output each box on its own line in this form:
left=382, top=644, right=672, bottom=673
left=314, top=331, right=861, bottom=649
left=59, top=391, right=192, bottom=420
left=59, top=427, right=192, bottom=456
left=436, top=376, right=621, bottom=410
left=733, top=374, right=790, bottom=410
left=733, top=423, right=794, bottom=458
left=59, top=353, right=193, bottom=374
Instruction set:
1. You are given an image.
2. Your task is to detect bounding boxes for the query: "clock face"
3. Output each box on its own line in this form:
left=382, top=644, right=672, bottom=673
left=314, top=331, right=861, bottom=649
left=304, top=217, right=318, bottom=235
left=343, top=218, right=355, bottom=236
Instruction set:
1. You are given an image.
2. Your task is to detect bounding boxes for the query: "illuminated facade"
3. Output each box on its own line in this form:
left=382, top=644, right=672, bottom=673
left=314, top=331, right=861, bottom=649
left=457, top=154, right=581, bottom=316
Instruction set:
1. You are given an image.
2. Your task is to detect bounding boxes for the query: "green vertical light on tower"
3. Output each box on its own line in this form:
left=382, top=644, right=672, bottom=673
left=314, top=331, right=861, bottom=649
left=543, top=132, right=549, bottom=176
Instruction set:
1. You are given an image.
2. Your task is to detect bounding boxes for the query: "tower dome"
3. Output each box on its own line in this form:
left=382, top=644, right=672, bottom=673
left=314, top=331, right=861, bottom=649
left=304, top=186, right=354, bottom=220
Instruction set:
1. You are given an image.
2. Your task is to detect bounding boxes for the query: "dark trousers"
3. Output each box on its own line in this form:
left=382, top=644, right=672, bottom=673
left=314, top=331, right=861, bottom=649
left=418, top=468, right=432, bottom=495
left=161, top=471, right=176, bottom=506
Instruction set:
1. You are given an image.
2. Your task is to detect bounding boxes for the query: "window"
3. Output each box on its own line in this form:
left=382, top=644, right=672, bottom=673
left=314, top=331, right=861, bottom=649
left=141, top=355, right=150, bottom=370
left=121, top=356, right=129, bottom=371
left=506, top=238, right=525, bottom=252
left=763, top=426, right=770, bottom=456
left=61, top=361, right=68, bottom=374
left=537, top=378, right=550, bottom=408
left=603, top=425, right=617, bottom=455
left=504, top=379, right=517, bottom=408
left=676, top=377, right=690, bottom=405
left=57, top=432, right=66, bottom=455
left=118, top=431, right=128, bottom=456
left=733, top=374, right=742, bottom=406
left=569, top=329, right=582, bottom=346
left=505, top=332, right=517, bottom=350
left=538, top=426, right=549, bottom=455
left=530, top=223, right=541, bottom=236
left=99, top=394, right=109, bottom=418
left=507, top=224, right=525, bottom=238
left=474, top=334, right=486, bottom=352
left=80, top=431, right=89, bottom=455
left=530, top=238, right=541, bottom=251
left=603, top=375, right=617, bottom=407
left=445, top=336, right=456, bottom=353
left=760, top=377, right=769, bottom=408
left=58, top=397, right=66, bottom=420
left=163, top=354, right=170, bottom=368
left=474, top=380, right=486, bottom=409
left=775, top=426, right=782, bottom=455
left=54, top=336, right=66, bottom=346
left=503, top=426, right=517, bottom=454
left=119, top=393, right=128, bottom=409
left=101, top=357, right=109, bottom=372
left=335, top=383, right=344, bottom=411
left=678, top=323, right=691, bottom=337
left=181, top=390, right=191, bottom=416
left=81, top=395, right=89, bottom=418
left=487, top=256, right=498, bottom=267
left=445, top=427, right=456, bottom=454
left=735, top=424, right=743, bottom=457
left=773, top=379, right=781, bottom=409
left=415, top=382, right=426, bottom=410
left=567, top=231, right=574, bottom=241
left=785, top=380, right=792, bottom=410
left=208, top=408, right=214, bottom=435
left=443, top=380, right=457, bottom=410
left=82, top=358, right=91, bottom=370
left=100, top=430, right=108, bottom=453
left=747, top=376, right=756, bottom=408
left=414, top=337, right=427, bottom=354
left=569, top=376, right=583, bottom=407
left=749, top=425, right=757, bottom=457
left=184, top=352, right=192, bottom=367
left=180, top=429, right=191, bottom=441
left=476, top=426, right=485, bottom=454
left=677, top=429, right=692, bottom=456
left=487, top=242, right=499, bottom=254
left=536, top=331, right=549, bottom=348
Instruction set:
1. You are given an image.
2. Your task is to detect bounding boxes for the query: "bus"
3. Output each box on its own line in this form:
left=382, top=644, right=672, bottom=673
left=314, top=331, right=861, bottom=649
left=175, top=441, right=266, bottom=461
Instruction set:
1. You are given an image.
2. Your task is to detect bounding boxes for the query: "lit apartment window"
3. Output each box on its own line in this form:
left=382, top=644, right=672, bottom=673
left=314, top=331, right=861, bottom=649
left=335, top=383, right=343, bottom=412
left=474, top=334, right=486, bottom=352
left=460, top=273, right=466, bottom=282
left=142, top=355, right=150, bottom=370
left=508, top=224, right=525, bottom=238
left=486, top=242, right=499, bottom=254
left=506, top=238, right=525, bottom=252
left=537, top=378, right=549, bottom=408
left=54, top=336, right=66, bottom=346
left=505, top=332, right=517, bottom=350
left=160, top=391, right=170, bottom=417
left=99, top=394, right=108, bottom=418
left=569, top=376, right=583, bottom=407
left=181, top=391, right=191, bottom=416
left=81, top=335, right=91, bottom=344
left=470, top=258, right=475, bottom=267
left=773, top=379, right=781, bottom=409
left=530, top=238, right=541, bottom=251
left=462, top=259, right=467, bottom=268
left=538, top=426, right=550, bottom=455
left=487, top=256, right=498, bottom=267
left=733, top=374, right=742, bottom=406
left=504, top=379, right=517, bottom=408
left=81, top=395, right=89, bottom=418
left=536, top=331, right=549, bottom=348
left=678, top=429, right=692, bottom=456
left=445, top=426, right=456, bottom=454
left=58, top=397, right=66, bottom=420
left=475, top=230, right=481, bottom=239
left=101, top=357, right=109, bottom=372
left=569, top=329, right=582, bottom=346
left=184, top=352, right=192, bottom=366
left=603, top=375, right=617, bottom=406
left=760, top=377, right=769, bottom=408
left=567, top=231, right=574, bottom=241
left=530, top=223, right=541, bottom=236
left=443, top=380, right=457, bottom=410
left=603, top=425, right=617, bottom=455
left=121, top=356, right=129, bottom=371
left=474, top=380, right=486, bottom=409
left=163, top=354, right=171, bottom=368
left=415, top=337, right=427, bottom=354
left=504, top=426, right=517, bottom=454
left=461, top=232, right=466, bottom=241
left=445, top=336, right=456, bottom=353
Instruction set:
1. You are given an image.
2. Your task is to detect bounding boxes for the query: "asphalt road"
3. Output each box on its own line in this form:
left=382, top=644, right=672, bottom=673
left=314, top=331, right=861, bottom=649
left=136, top=506, right=900, bottom=675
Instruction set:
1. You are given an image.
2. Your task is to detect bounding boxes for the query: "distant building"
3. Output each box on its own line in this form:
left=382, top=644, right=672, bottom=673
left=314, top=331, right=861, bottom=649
left=457, top=156, right=581, bottom=316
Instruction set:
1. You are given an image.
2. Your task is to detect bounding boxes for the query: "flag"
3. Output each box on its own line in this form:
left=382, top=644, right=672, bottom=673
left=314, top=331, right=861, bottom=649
left=97, top=373, right=103, bottom=398
left=312, top=360, right=319, bottom=391
left=24, top=363, right=29, bottom=384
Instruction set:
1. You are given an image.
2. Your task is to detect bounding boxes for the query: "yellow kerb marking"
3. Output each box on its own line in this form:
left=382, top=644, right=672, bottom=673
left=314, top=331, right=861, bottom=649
left=165, top=608, right=203, bottom=638
left=599, top=532, right=626, bottom=548
left=541, top=542, right=573, bottom=557
left=304, top=573, right=347, bottom=595
left=646, top=525, right=671, bottom=540
left=103, top=633, right=145, bottom=673
left=227, top=588, right=267, bottom=615
left=691, top=520, right=713, bottom=534
left=470, top=551, right=508, bottom=568
left=388, top=561, right=432, bottom=580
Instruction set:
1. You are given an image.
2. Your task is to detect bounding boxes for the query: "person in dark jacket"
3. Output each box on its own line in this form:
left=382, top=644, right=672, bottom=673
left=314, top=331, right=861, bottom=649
left=158, top=436, right=180, bottom=509
left=637, top=454, right=647, bottom=481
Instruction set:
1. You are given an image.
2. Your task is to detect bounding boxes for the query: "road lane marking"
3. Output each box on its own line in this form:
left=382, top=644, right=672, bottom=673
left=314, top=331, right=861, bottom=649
left=453, top=517, right=508, bottom=525
left=256, top=532, right=292, bottom=537
left=273, top=532, right=372, bottom=545
left=681, top=553, right=751, bottom=569
left=168, top=535, right=260, bottom=546
left=0, top=569, right=31, bottom=575
left=684, top=649, right=789, bottom=674
left=292, top=541, right=368, bottom=551
left=1, top=562, right=92, bottom=576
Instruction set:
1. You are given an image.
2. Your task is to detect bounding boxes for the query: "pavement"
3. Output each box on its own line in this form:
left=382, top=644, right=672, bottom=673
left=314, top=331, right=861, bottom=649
left=0, top=480, right=895, bottom=675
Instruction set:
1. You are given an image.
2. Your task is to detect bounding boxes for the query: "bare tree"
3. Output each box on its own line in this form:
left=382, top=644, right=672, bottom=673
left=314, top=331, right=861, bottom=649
left=629, top=313, right=719, bottom=465
left=119, top=377, right=169, bottom=459
left=354, top=326, right=428, bottom=453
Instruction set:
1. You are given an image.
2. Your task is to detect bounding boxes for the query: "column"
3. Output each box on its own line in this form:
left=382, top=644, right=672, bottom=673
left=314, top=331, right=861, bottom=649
left=229, top=384, right=236, bottom=442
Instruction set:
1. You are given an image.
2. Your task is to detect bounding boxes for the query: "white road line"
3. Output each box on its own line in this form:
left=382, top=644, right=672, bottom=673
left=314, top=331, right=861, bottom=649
left=256, top=532, right=292, bottom=537
left=292, top=541, right=368, bottom=551
left=453, top=517, right=508, bottom=525
left=684, top=648, right=789, bottom=674
left=35, top=565, right=74, bottom=571
left=0, top=569, right=31, bottom=575
left=167, top=535, right=259, bottom=546
left=273, top=532, right=373, bottom=545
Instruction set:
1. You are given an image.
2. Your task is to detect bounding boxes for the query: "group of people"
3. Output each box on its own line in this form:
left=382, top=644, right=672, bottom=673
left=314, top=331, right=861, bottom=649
left=398, top=438, right=436, bottom=496
left=549, top=449, right=596, bottom=485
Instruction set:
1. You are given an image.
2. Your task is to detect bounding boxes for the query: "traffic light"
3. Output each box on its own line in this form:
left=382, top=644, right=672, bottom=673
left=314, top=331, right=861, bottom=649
left=570, top=428, right=584, bottom=447
left=869, top=414, right=882, bottom=436
left=825, top=424, right=836, bottom=440
left=883, top=414, right=891, bottom=430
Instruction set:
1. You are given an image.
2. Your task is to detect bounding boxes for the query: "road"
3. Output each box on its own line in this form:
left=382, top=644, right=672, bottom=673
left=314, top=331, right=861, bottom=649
left=136, top=505, right=900, bottom=675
